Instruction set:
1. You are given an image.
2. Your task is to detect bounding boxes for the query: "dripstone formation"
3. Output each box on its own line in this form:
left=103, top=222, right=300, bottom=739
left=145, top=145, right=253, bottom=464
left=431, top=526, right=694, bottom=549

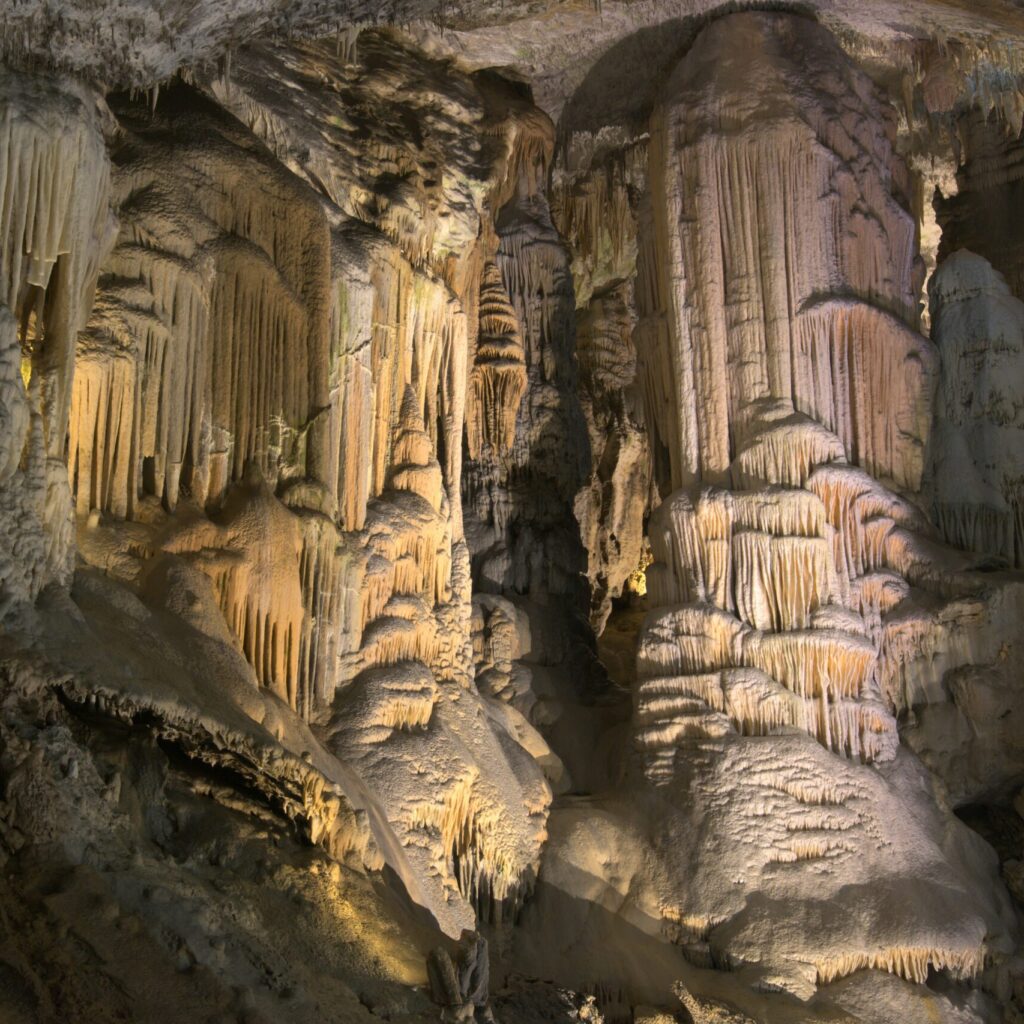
left=1, top=4, right=1024, bottom=1024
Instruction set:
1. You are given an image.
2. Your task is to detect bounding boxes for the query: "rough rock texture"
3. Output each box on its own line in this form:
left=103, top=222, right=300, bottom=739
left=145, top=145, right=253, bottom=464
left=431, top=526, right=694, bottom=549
left=2, top=31, right=558, bottom=1000
left=2, top=5, right=1024, bottom=1024
left=929, top=251, right=1024, bottom=569
left=508, top=11, right=1024, bottom=1024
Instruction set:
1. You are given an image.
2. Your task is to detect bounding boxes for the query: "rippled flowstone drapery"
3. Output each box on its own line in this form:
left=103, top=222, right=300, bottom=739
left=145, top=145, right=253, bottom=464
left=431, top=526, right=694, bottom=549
left=508, top=13, right=1021, bottom=1022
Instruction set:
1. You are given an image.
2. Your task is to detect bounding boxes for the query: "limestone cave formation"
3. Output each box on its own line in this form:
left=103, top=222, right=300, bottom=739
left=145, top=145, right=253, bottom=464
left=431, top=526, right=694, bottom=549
left=1, top=3, right=1024, bottom=1023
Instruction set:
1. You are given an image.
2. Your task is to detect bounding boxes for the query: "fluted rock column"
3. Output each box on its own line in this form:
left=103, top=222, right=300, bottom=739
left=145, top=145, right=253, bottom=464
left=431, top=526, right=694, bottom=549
left=0, top=72, right=113, bottom=604
left=628, top=12, right=1011, bottom=999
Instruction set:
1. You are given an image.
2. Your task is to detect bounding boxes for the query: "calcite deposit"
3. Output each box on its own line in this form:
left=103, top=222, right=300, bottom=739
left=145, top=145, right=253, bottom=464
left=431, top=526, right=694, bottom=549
left=1, top=4, right=1024, bottom=1024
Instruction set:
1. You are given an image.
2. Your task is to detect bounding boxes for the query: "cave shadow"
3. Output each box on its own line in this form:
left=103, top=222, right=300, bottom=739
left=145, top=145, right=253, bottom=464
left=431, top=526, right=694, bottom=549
left=555, top=0, right=820, bottom=144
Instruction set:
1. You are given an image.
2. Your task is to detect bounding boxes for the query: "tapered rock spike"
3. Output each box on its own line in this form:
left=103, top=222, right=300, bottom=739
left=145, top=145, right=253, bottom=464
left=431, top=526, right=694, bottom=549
left=468, top=260, right=527, bottom=457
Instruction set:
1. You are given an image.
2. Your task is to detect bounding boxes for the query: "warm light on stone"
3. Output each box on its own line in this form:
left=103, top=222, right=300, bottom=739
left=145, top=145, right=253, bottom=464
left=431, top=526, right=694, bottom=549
left=0, top=6, right=1023, bottom=1024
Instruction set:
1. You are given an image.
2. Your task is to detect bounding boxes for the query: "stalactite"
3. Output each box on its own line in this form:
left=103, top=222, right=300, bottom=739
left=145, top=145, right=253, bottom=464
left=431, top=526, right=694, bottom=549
left=105, top=245, right=211, bottom=512
left=206, top=246, right=311, bottom=496
left=69, top=88, right=474, bottom=722
left=461, top=82, right=591, bottom=603
left=550, top=142, right=646, bottom=308
left=744, top=630, right=875, bottom=703
left=807, top=465, right=928, bottom=585
left=68, top=331, right=136, bottom=518
left=162, top=470, right=305, bottom=706
left=730, top=402, right=847, bottom=491
left=359, top=615, right=440, bottom=671
left=730, top=531, right=832, bottom=633
left=358, top=247, right=466, bottom=524
left=70, top=87, right=331, bottom=517
left=645, top=488, right=829, bottom=611
left=815, top=946, right=983, bottom=986
left=0, top=73, right=112, bottom=603
left=327, top=240, right=376, bottom=533
left=406, top=777, right=534, bottom=926
left=0, top=72, right=113, bottom=455
left=70, top=80, right=487, bottom=751
left=359, top=662, right=437, bottom=733
left=635, top=613, right=896, bottom=768
left=791, top=301, right=937, bottom=492
left=291, top=510, right=365, bottom=720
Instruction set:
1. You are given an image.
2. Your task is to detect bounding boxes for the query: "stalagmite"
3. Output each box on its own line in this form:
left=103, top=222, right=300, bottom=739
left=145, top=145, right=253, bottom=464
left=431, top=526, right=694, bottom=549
left=467, top=261, right=527, bottom=457
left=389, top=387, right=445, bottom=513
left=616, top=11, right=1014, bottom=1009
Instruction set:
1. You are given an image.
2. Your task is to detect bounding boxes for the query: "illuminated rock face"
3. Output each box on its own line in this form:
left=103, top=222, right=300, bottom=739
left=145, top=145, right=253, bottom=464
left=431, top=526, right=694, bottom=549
left=622, top=12, right=1013, bottom=1002
left=514, top=12, right=1019, bottom=1022
left=0, top=35, right=552, bottom=984
left=636, top=11, right=926, bottom=767
left=639, top=13, right=926, bottom=494
left=1, top=8, right=1024, bottom=1024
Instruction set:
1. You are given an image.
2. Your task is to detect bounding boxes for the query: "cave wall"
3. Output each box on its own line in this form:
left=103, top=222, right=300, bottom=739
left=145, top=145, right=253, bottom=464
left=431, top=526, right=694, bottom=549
left=0, top=31, right=567, bottom=960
